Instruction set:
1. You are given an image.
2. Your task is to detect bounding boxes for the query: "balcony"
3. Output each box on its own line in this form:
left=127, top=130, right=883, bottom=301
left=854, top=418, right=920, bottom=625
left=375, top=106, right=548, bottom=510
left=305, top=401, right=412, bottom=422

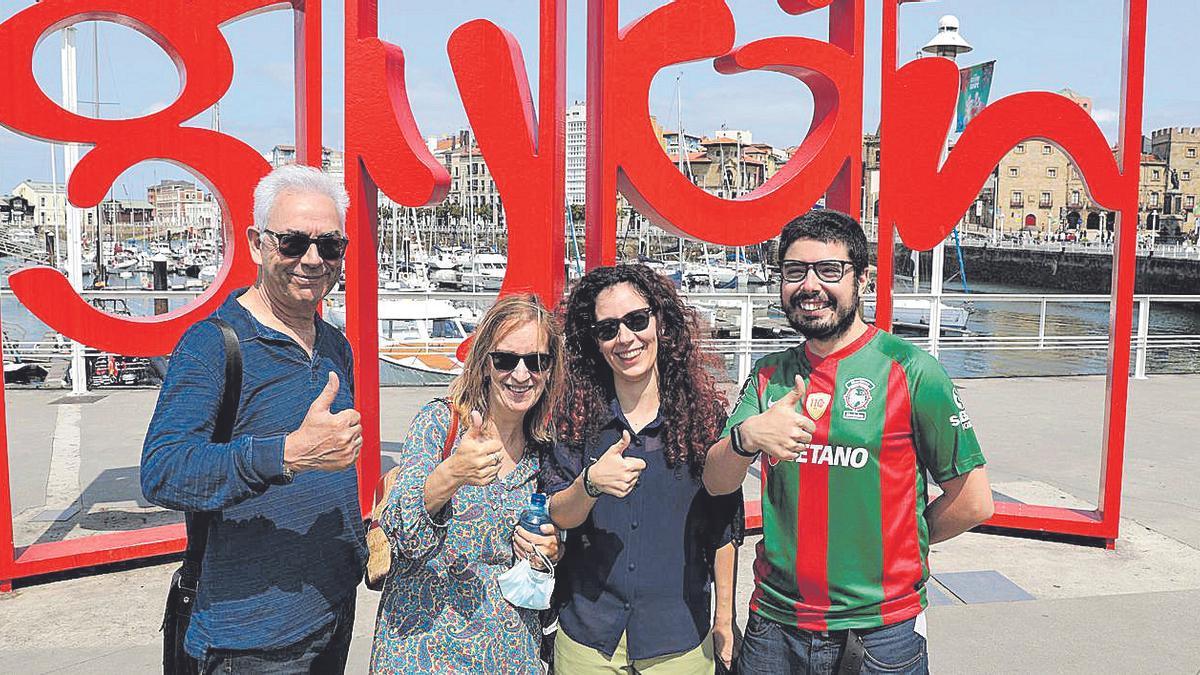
left=1009, top=198, right=1024, bottom=208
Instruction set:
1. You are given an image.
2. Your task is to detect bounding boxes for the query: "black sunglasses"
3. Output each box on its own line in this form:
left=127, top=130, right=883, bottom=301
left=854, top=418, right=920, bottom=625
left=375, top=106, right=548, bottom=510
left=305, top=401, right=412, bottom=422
left=780, top=259, right=854, bottom=283
left=590, top=307, right=654, bottom=342
left=489, top=351, right=553, bottom=373
left=260, top=229, right=349, bottom=261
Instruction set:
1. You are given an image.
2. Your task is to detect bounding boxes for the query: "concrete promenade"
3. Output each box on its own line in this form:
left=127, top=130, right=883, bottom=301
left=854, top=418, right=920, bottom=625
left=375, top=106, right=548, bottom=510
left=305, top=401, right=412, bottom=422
left=0, top=375, right=1198, bottom=673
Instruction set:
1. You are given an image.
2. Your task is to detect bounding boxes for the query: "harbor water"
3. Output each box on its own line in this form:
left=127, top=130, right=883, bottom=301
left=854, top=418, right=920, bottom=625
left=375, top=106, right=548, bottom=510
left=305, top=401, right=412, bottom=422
left=2, top=257, right=1198, bottom=383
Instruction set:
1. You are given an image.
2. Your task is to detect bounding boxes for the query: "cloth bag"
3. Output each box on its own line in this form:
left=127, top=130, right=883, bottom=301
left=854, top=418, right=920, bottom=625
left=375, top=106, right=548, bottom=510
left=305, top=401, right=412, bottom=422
left=365, top=400, right=459, bottom=590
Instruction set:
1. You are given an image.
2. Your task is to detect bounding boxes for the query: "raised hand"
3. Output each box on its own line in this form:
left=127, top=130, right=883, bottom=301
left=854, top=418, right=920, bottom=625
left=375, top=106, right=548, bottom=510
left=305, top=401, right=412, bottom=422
left=586, top=431, right=647, bottom=498
left=742, top=375, right=815, bottom=462
left=449, top=410, right=505, bottom=487
left=284, top=372, right=362, bottom=473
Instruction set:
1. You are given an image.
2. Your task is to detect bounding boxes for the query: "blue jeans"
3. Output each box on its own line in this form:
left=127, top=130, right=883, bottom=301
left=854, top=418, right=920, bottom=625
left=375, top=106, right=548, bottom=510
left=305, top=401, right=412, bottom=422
left=201, top=597, right=355, bottom=674
left=739, top=613, right=928, bottom=674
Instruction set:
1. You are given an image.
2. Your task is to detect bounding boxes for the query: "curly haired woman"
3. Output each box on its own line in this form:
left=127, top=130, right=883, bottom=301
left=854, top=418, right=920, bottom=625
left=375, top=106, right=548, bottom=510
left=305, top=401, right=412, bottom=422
left=543, top=264, right=744, bottom=673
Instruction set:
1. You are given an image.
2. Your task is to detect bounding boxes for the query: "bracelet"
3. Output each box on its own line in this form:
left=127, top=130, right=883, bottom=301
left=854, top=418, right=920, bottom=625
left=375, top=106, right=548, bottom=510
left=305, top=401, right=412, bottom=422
left=730, top=422, right=761, bottom=459
left=582, top=463, right=604, bottom=498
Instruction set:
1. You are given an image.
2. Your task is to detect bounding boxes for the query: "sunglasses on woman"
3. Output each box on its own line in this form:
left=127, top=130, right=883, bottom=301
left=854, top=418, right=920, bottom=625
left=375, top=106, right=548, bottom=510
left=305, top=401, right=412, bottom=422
left=260, top=228, right=350, bottom=261
left=590, top=307, right=653, bottom=342
left=489, top=351, right=553, bottom=373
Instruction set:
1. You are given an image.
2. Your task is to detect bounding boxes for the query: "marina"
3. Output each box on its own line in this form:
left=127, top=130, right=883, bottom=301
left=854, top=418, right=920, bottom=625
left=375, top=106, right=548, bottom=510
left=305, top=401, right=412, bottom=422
left=3, top=247, right=1199, bottom=388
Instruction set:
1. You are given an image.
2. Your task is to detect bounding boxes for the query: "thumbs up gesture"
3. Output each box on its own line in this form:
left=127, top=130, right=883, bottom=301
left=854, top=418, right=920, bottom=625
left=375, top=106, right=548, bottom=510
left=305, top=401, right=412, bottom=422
left=742, top=375, right=816, bottom=463
left=449, top=410, right=505, bottom=487
left=284, top=372, right=363, bottom=473
left=586, top=431, right=647, bottom=498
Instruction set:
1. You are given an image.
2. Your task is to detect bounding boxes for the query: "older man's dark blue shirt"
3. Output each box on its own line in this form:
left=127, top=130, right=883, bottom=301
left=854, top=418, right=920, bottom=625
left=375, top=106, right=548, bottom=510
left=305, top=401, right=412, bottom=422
left=141, top=289, right=365, bottom=659
left=543, top=399, right=744, bottom=660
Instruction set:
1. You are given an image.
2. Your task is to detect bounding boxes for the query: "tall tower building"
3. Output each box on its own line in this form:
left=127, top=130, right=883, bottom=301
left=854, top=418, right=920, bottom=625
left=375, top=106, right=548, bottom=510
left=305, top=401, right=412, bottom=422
left=566, top=102, right=587, bottom=207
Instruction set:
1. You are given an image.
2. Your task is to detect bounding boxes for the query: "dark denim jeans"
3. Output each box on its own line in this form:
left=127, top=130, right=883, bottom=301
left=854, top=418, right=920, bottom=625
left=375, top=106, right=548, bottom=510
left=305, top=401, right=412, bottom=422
left=739, top=612, right=928, bottom=674
left=201, top=597, right=355, bottom=674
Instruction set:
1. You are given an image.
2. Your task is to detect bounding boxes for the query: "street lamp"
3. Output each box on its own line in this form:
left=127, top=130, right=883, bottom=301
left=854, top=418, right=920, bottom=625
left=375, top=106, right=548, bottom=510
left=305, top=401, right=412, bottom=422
left=921, top=15, right=974, bottom=60
left=919, top=15, right=972, bottom=358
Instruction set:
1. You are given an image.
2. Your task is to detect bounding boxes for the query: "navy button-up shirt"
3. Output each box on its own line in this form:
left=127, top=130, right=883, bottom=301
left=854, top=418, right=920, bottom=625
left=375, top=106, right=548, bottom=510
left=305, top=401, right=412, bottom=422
left=543, top=399, right=743, bottom=660
left=141, top=290, right=365, bottom=659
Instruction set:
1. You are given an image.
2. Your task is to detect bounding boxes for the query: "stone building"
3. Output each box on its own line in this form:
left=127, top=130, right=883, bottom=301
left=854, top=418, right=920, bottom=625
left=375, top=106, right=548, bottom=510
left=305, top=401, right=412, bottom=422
left=862, top=133, right=880, bottom=227
left=146, top=179, right=219, bottom=234
left=1150, top=127, right=1200, bottom=236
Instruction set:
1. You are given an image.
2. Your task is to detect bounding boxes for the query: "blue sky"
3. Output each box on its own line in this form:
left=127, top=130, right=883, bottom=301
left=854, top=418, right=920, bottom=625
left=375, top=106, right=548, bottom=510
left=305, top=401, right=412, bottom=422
left=1, top=0, right=1196, bottom=198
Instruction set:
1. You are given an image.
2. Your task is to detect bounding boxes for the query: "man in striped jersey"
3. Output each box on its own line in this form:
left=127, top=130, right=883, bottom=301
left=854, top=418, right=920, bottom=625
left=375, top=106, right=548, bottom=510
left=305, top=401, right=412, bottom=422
left=703, top=209, right=994, bottom=674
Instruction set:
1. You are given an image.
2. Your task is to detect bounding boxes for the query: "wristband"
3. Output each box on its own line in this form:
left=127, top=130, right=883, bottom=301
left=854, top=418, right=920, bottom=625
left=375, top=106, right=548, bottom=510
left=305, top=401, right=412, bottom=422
left=582, top=463, right=604, bottom=498
left=730, top=422, right=760, bottom=460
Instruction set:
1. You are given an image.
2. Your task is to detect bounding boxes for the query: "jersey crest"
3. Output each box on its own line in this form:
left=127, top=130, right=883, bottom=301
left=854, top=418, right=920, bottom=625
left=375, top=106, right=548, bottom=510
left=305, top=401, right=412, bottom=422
left=841, top=377, right=875, bottom=421
left=805, top=392, right=831, bottom=420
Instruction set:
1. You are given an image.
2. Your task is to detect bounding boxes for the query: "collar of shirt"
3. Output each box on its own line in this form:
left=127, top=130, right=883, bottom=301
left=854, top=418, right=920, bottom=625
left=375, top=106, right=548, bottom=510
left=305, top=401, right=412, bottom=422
left=215, top=287, right=329, bottom=353
left=604, top=396, right=664, bottom=438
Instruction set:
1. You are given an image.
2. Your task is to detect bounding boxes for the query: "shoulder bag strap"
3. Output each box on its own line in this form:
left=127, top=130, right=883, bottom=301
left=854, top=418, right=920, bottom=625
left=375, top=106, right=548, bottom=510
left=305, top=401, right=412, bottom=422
left=441, top=400, right=459, bottom=461
left=184, top=317, right=243, bottom=567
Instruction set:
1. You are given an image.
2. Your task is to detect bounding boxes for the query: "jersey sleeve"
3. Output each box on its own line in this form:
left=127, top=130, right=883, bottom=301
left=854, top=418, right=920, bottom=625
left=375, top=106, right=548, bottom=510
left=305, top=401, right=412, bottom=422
left=908, top=356, right=986, bottom=483
left=720, top=371, right=763, bottom=439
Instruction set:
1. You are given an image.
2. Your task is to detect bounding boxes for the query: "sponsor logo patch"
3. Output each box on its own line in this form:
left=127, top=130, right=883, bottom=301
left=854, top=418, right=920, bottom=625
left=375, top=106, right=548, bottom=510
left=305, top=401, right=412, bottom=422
left=842, top=377, right=875, bottom=421
left=950, top=387, right=973, bottom=428
left=766, top=444, right=870, bottom=468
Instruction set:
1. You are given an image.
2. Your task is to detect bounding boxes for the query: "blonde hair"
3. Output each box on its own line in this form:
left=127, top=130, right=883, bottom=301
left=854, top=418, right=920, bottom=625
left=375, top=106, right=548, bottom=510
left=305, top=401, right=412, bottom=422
left=447, top=294, right=564, bottom=444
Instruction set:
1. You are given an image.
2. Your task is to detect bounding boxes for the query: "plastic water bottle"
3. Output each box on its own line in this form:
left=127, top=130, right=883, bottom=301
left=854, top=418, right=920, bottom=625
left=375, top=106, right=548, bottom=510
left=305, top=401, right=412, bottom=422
left=518, top=493, right=551, bottom=534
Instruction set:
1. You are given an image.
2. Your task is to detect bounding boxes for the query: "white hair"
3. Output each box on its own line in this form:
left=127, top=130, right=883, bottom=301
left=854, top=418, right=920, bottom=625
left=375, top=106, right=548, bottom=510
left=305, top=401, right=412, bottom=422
left=252, top=163, right=349, bottom=231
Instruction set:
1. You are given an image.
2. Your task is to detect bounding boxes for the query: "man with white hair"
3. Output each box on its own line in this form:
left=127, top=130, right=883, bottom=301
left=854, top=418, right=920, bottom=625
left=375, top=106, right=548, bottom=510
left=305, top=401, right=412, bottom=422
left=142, top=164, right=364, bottom=673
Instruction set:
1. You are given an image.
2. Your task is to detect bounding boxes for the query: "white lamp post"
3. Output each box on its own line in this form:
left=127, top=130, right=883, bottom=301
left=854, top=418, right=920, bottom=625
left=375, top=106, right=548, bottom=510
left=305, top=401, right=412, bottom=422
left=920, top=15, right=972, bottom=357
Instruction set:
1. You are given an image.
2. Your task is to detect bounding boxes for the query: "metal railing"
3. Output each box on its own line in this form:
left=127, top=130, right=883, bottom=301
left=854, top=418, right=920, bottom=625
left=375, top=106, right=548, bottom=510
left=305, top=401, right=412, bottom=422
left=2, top=288, right=1198, bottom=385
left=952, top=237, right=1200, bottom=260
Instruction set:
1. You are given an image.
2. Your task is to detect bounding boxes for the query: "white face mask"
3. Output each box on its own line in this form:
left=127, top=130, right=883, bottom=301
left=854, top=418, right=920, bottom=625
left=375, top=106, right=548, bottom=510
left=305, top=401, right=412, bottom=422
left=497, top=547, right=555, bottom=610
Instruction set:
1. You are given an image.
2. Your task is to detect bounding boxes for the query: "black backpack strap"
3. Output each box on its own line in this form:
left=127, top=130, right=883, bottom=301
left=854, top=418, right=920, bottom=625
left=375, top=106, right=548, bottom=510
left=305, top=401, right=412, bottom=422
left=184, top=317, right=243, bottom=568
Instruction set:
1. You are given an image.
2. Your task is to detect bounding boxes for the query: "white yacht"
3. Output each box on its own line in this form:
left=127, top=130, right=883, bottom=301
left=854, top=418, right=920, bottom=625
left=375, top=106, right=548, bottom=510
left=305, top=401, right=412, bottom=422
left=456, top=253, right=507, bottom=291
left=326, top=298, right=471, bottom=385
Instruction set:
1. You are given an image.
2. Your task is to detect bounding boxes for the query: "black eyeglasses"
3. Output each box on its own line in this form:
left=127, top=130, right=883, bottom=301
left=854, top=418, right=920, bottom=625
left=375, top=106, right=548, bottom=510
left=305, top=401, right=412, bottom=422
left=260, top=229, right=349, bottom=261
left=489, top=351, right=553, bottom=373
left=590, top=307, right=654, bottom=342
left=780, top=259, right=854, bottom=283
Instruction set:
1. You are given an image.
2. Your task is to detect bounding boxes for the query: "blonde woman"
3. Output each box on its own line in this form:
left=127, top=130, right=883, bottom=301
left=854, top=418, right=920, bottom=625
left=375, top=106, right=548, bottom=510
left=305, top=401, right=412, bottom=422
left=371, top=294, right=565, bottom=673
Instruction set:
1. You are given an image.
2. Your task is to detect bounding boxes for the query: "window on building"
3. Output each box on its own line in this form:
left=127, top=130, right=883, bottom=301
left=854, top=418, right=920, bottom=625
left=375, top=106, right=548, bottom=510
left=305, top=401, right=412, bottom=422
left=1047, top=167, right=1057, bottom=178
left=1153, top=169, right=1160, bottom=181
left=1008, top=167, right=1019, bottom=177
left=1150, top=192, right=1159, bottom=207
left=1015, top=144, right=1026, bottom=154
left=1071, top=190, right=1081, bottom=206
left=1040, top=192, right=1052, bottom=207
left=1188, top=195, right=1196, bottom=210
left=1184, top=171, right=1192, bottom=181
left=1188, top=148, right=1197, bottom=158
left=1042, top=144, right=1052, bottom=155
left=1010, top=190, right=1023, bottom=207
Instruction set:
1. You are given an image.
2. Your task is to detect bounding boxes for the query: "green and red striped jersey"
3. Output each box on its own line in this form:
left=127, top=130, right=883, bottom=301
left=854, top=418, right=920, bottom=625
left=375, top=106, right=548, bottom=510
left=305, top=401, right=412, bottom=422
left=723, top=326, right=985, bottom=631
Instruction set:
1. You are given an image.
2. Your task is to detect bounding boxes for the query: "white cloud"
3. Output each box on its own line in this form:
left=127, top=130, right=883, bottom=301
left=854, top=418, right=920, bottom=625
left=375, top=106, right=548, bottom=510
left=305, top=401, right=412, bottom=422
left=1091, top=108, right=1118, bottom=123
left=141, top=100, right=170, bottom=116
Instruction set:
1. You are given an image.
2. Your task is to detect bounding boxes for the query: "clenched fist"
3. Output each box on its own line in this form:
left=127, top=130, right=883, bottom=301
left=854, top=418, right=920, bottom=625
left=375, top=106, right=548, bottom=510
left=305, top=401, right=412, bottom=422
left=449, top=411, right=505, bottom=487
left=284, top=372, right=362, bottom=473
left=586, top=431, right=646, bottom=499
left=741, top=375, right=816, bottom=462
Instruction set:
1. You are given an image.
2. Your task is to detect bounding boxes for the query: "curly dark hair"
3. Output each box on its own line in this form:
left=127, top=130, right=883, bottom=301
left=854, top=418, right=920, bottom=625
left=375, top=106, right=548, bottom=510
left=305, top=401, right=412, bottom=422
left=557, top=264, right=727, bottom=477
